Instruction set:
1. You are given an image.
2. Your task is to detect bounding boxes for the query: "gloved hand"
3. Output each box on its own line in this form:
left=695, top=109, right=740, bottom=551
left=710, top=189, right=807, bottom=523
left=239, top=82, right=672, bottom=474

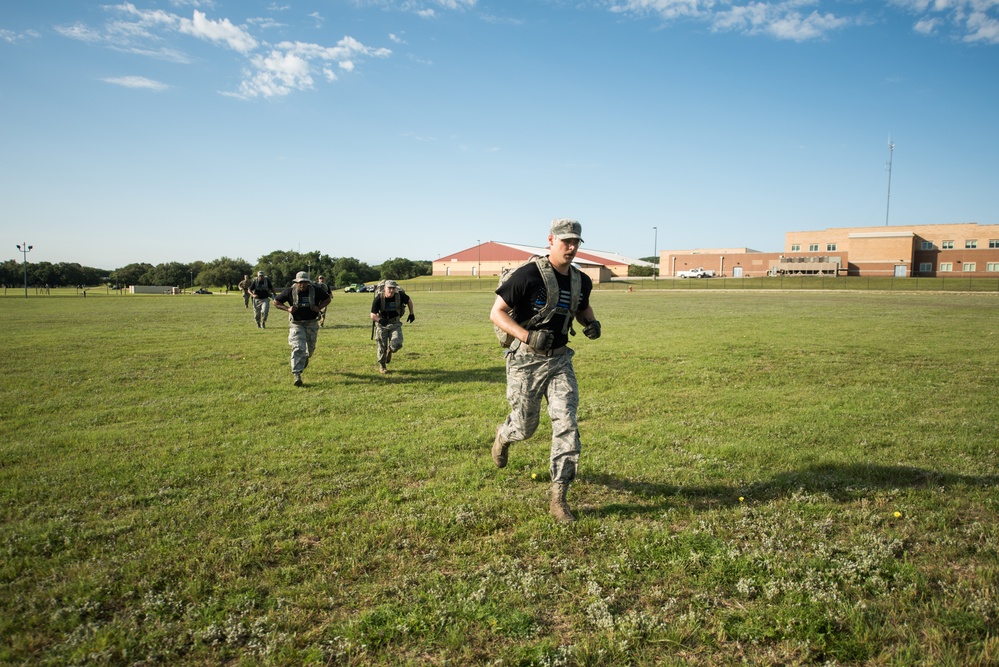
left=526, top=330, right=553, bottom=352
left=583, top=320, right=601, bottom=340
left=407, top=313, right=415, bottom=323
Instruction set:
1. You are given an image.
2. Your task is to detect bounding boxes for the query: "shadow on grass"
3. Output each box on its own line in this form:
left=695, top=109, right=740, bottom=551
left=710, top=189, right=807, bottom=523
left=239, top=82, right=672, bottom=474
left=585, top=463, right=999, bottom=517
left=336, top=367, right=505, bottom=385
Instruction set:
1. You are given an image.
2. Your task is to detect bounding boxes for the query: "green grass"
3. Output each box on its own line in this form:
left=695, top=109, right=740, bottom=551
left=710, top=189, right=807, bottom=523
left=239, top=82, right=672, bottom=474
left=1, top=290, right=998, bottom=666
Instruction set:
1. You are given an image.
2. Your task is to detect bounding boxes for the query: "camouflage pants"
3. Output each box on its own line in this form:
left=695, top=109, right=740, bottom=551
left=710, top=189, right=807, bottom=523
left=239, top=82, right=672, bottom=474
left=243, top=292, right=251, bottom=308
left=288, top=320, right=319, bottom=374
left=253, top=297, right=270, bottom=326
left=498, top=346, right=580, bottom=484
left=375, top=319, right=403, bottom=364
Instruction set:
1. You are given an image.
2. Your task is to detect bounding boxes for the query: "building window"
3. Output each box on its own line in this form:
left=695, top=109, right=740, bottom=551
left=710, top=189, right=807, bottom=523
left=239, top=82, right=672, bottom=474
left=939, top=263, right=953, bottom=272
left=963, top=262, right=976, bottom=272
left=808, top=244, right=819, bottom=252
left=826, top=243, right=837, bottom=251
left=919, top=263, right=932, bottom=273
left=990, top=239, right=999, bottom=249
left=942, top=240, right=954, bottom=249
left=965, top=240, right=978, bottom=249
left=921, top=241, right=935, bottom=250
left=790, top=244, right=800, bottom=252
left=987, top=263, right=999, bottom=272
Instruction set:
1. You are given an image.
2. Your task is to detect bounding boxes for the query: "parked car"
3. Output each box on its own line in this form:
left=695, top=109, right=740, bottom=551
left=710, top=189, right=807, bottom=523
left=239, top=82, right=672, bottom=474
left=344, top=283, right=366, bottom=293
left=193, top=288, right=213, bottom=294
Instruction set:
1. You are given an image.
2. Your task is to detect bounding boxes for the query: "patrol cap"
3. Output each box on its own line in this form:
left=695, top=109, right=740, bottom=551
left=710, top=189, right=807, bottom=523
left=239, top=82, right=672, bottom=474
left=384, top=280, right=399, bottom=288
left=550, top=218, right=583, bottom=243
left=257, top=271, right=265, bottom=276
left=293, top=271, right=311, bottom=283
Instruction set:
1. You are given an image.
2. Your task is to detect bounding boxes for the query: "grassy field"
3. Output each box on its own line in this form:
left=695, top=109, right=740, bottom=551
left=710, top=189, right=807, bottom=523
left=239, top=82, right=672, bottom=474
left=1, top=289, right=998, bottom=666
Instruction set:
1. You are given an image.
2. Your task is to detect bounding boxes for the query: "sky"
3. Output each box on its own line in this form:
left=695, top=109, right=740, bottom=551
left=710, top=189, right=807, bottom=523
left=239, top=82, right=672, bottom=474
left=2, top=0, right=998, bottom=271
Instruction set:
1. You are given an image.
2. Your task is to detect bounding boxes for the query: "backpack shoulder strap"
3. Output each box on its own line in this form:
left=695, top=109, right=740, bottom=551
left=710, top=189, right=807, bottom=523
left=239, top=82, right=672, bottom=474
left=291, top=284, right=315, bottom=307
left=520, top=256, right=561, bottom=330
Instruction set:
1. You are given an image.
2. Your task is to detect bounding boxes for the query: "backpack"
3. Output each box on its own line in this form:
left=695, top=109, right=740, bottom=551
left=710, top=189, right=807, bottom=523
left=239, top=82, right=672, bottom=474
left=250, top=277, right=271, bottom=297
left=374, top=281, right=405, bottom=315
left=494, top=256, right=582, bottom=348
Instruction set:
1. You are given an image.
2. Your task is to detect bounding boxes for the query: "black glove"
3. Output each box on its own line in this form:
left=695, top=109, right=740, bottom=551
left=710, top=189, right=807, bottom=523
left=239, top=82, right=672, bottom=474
left=583, top=320, right=601, bottom=340
left=407, top=313, right=415, bottom=323
left=526, top=330, right=553, bottom=352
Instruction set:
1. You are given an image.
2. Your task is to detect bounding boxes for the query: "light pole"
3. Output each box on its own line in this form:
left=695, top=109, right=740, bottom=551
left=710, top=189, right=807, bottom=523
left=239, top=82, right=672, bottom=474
left=477, top=240, right=481, bottom=280
left=652, top=227, right=658, bottom=281
left=16, top=243, right=32, bottom=298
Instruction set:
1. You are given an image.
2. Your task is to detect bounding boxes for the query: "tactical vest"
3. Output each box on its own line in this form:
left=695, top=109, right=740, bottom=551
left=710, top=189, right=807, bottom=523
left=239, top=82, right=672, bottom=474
left=494, top=255, right=581, bottom=348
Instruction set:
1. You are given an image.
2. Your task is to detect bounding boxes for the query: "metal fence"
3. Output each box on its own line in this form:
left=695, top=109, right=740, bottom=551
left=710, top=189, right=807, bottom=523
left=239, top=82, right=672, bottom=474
left=391, top=275, right=999, bottom=293
left=596, top=275, right=999, bottom=292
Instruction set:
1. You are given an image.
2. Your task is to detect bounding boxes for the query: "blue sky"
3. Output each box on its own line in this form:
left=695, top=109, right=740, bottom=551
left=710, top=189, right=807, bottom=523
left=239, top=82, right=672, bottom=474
left=2, top=0, right=997, bottom=270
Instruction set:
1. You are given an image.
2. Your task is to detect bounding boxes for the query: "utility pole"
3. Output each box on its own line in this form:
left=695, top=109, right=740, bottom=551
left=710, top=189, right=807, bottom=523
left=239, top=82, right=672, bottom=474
left=16, top=243, right=32, bottom=298
left=885, top=135, right=895, bottom=226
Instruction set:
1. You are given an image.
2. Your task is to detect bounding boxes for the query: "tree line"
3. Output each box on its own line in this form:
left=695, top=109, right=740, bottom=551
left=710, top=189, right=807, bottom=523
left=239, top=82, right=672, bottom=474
left=0, top=251, right=431, bottom=290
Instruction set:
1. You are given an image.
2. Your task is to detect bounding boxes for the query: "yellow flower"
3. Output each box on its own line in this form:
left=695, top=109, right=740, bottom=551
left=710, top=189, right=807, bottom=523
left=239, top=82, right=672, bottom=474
left=893, top=511, right=902, bottom=518
left=738, top=497, right=744, bottom=502
left=531, top=473, right=537, bottom=480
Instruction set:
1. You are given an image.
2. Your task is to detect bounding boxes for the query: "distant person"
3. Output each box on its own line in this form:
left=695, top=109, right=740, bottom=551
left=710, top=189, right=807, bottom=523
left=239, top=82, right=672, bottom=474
left=369, top=280, right=414, bottom=374
left=489, top=218, right=601, bottom=523
left=316, top=275, right=332, bottom=327
left=273, top=272, right=332, bottom=386
left=238, top=274, right=251, bottom=308
left=248, top=271, right=274, bottom=328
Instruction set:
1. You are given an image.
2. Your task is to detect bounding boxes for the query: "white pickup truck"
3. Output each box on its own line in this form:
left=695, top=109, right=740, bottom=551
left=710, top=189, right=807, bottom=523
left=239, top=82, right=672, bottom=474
left=676, top=267, right=715, bottom=278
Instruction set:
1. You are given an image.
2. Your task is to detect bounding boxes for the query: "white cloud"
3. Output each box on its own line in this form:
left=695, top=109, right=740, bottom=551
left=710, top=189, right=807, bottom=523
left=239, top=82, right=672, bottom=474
left=235, top=38, right=391, bottom=98
left=238, top=49, right=313, bottom=98
left=169, top=0, right=217, bottom=8
left=355, top=0, right=475, bottom=16
left=608, top=0, right=708, bottom=22
left=609, top=0, right=851, bottom=40
left=178, top=10, right=257, bottom=53
left=432, top=0, right=477, bottom=8
left=248, top=17, right=285, bottom=30
left=55, top=4, right=396, bottom=99
left=55, top=23, right=104, bottom=43
left=963, top=10, right=999, bottom=43
left=891, top=0, right=999, bottom=43
left=609, top=0, right=999, bottom=42
left=1, top=28, right=41, bottom=44
left=914, top=17, right=940, bottom=34
left=710, top=3, right=850, bottom=41
left=102, top=75, right=170, bottom=90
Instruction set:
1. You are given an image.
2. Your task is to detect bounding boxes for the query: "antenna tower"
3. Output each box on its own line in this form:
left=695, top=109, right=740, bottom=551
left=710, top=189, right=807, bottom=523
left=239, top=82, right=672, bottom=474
left=884, top=135, right=895, bottom=226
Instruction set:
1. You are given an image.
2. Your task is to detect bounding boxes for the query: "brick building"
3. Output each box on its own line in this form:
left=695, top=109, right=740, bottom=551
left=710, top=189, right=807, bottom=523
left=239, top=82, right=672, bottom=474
left=662, top=222, right=999, bottom=278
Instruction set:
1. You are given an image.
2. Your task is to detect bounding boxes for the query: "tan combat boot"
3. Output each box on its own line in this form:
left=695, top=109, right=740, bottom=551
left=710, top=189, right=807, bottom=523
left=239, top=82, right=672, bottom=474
left=491, top=425, right=509, bottom=468
left=550, top=482, right=576, bottom=523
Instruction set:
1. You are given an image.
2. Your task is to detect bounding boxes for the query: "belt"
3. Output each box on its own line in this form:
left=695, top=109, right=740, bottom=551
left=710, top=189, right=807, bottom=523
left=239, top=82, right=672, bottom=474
left=521, top=344, right=569, bottom=357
